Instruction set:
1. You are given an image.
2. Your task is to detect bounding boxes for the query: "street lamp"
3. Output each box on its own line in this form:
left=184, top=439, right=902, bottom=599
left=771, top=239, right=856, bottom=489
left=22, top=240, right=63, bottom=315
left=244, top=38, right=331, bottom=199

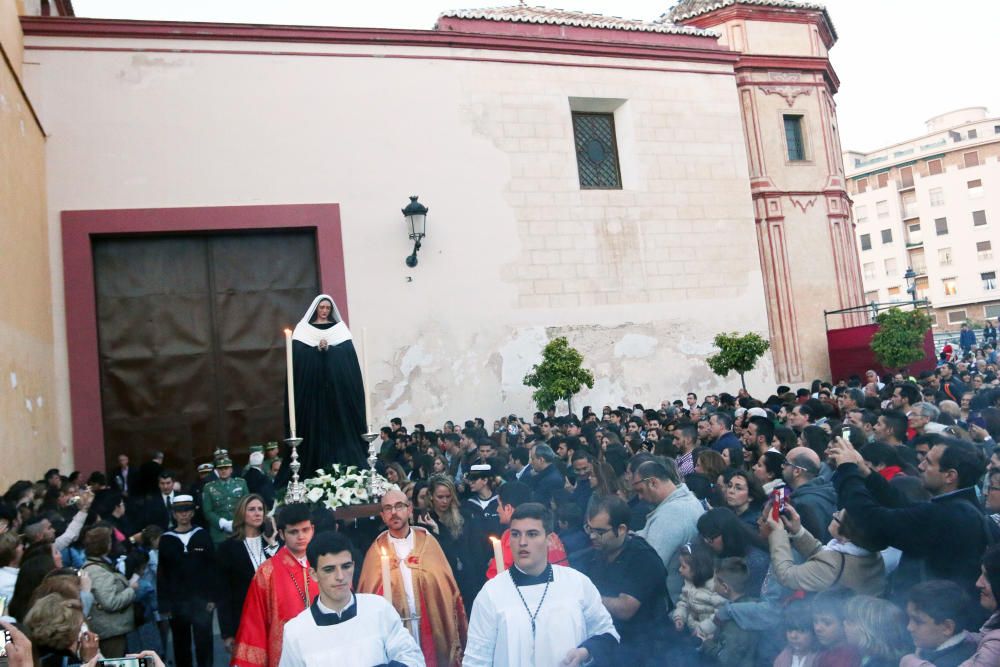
left=402, top=195, right=428, bottom=268
left=904, top=266, right=917, bottom=304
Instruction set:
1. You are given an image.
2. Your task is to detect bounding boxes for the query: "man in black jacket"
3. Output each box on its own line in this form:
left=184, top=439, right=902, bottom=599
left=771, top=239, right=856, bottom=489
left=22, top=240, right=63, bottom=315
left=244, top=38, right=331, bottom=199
left=527, top=444, right=565, bottom=507
left=829, top=435, right=995, bottom=624
left=158, top=495, right=217, bottom=667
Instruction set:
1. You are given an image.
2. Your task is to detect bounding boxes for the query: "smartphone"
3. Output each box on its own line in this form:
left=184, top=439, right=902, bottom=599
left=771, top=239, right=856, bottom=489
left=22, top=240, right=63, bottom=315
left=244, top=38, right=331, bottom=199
left=841, top=426, right=851, bottom=441
left=0, top=628, right=9, bottom=657
left=97, top=659, right=151, bottom=667
left=770, top=485, right=789, bottom=521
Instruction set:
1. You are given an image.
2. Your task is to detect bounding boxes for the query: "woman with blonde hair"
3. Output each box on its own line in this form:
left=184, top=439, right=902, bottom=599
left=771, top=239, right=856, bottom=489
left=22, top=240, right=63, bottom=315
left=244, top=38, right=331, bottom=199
left=24, top=593, right=100, bottom=667
left=217, top=493, right=278, bottom=651
left=418, top=475, right=480, bottom=604
left=385, top=462, right=413, bottom=497
left=843, top=595, right=912, bottom=667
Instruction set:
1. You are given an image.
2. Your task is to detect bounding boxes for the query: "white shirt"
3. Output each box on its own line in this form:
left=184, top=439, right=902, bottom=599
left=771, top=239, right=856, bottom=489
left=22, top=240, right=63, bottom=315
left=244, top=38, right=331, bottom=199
left=463, top=565, right=618, bottom=667
left=280, top=594, right=424, bottom=667
left=388, top=530, right=417, bottom=620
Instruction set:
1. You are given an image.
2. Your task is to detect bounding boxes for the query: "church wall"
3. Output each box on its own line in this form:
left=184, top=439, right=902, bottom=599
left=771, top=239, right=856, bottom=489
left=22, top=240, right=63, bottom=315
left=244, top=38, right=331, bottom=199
left=23, top=33, right=774, bottom=450
left=0, top=2, right=60, bottom=488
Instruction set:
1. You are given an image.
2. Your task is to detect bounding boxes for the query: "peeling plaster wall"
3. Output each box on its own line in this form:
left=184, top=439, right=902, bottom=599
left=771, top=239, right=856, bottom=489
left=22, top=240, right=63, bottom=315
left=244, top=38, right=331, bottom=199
left=1, top=3, right=60, bottom=488
left=26, top=35, right=775, bottom=441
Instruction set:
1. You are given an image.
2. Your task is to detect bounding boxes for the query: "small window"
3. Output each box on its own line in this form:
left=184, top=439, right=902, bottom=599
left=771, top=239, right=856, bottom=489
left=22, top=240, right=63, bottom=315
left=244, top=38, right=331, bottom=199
left=948, top=309, right=968, bottom=323
left=908, top=222, right=921, bottom=233
left=943, top=278, right=958, bottom=296
left=881, top=229, right=893, bottom=244
left=929, top=187, right=944, bottom=206
left=857, top=177, right=869, bottom=193
left=899, top=166, right=914, bottom=188
left=978, top=241, right=993, bottom=260
left=784, top=115, right=806, bottom=161
left=973, top=210, right=987, bottom=226
left=935, top=218, right=948, bottom=235
left=968, top=179, right=984, bottom=198
left=995, top=126, right=1000, bottom=135
left=876, top=200, right=889, bottom=219
left=927, top=159, right=943, bottom=175
left=983, top=272, right=998, bottom=291
left=860, top=234, right=872, bottom=251
left=884, top=257, right=897, bottom=277
left=964, top=151, right=980, bottom=168
left=887, top=286, right=901, bottom=297
left=877, top=172, right=889, bottom=188
left=864, top=290, right=879, bottom=303
left=855, top=205, right=868, bottom=223
left=863, top=262, right=876, bottom=280
left=968, top=129, right=979, bottom=140
left=939, top=247, right=953, bottom=265
left=571, top=112, right=622, bottom=189
left=987, top=304, right=1000, bottom=318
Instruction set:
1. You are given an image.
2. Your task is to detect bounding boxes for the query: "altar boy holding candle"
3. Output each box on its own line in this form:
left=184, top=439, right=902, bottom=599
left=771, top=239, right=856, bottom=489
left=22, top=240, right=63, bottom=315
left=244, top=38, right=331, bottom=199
left=279, top=532, right=424, bottom=667
left=357, top=489, right=468, bottom=667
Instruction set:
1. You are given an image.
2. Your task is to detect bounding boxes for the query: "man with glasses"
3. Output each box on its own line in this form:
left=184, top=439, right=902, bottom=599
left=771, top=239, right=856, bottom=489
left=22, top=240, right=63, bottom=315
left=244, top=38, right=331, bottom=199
left=579, top=495, right=667, bottom=665
left=357, top=489, right=467, bottom=667
left=780, top=447, right=836, bottom=543
left=631, top=459, right=704, bottom=605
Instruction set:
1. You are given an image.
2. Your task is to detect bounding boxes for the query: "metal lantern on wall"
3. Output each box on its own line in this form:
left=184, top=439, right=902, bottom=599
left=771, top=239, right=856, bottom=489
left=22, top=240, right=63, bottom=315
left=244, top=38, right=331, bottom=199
left=402, top=195, right=428, bottom=267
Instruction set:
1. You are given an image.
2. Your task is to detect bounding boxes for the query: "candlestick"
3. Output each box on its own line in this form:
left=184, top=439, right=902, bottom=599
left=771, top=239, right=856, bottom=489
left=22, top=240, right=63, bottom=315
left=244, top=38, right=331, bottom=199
left=380, top=547, right=393, bottom=605
left=284, top=328, right=296, bottom=438
left=285, top=437, right=306, bottom=503
left=490, top=536, right=505, bottom=574
left=362, top=326, right=372, bottom=430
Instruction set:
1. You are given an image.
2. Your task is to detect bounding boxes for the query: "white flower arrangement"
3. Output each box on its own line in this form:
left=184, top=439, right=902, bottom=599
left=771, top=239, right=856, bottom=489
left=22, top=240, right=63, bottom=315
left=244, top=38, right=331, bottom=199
left=297, top=464, right=397, bottom=510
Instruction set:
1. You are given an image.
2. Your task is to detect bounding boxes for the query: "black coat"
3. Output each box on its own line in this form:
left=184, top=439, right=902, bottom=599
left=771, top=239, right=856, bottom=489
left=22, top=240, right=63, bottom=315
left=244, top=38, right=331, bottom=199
left=527, top=464, right=565, bottom=507
left=834, top=463, right=997, bottom=613
left=216, top=537, right=271, bottom=639
left=157, top=526, right=216, bottom=616
left=242, top=467, right=276, bottom=509
left=141, top=493, right=174, bottom=531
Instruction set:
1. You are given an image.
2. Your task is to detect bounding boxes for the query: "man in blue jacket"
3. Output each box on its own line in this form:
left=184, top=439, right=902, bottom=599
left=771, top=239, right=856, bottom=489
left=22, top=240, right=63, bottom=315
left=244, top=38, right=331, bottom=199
left=959, top=323, right=977, bottom=355
left=527, top=443, right=565, bottom=507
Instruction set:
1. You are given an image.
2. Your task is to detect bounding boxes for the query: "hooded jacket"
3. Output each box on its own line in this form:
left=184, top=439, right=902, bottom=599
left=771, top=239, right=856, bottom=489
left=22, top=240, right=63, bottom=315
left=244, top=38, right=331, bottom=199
left=790, top=477, right=837, bottom=543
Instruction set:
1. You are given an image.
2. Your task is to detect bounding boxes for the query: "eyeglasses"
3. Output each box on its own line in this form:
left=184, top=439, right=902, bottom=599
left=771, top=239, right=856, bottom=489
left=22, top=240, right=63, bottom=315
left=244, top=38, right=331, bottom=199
left=380, top=502, right=410, bottom=513
left=583, top=524, right=614, bottom=537
left=631, top=477, right=654, bottom=489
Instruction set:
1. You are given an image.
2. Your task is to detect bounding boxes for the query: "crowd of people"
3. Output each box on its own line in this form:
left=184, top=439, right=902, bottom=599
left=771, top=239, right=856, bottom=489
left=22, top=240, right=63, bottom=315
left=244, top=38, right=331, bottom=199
left=2, top=341, right=1000, bottom=666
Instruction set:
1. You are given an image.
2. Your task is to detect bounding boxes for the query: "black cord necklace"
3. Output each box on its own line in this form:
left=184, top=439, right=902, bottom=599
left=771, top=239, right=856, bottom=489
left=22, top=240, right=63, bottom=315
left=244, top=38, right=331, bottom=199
left=511, top=565, right=553, bottom=640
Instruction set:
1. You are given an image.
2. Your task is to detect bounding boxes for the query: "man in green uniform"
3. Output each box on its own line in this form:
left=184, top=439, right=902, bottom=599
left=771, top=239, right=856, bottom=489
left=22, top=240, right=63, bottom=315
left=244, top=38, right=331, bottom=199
left=202, top=457, right=249, bottom=543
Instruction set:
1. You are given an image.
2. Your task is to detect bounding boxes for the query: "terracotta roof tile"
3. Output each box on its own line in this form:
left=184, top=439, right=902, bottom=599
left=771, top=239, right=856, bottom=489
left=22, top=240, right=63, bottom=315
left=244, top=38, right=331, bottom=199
left=663, top=0, right=835, bottom=39
left=437, top=4, right=718, bottom=37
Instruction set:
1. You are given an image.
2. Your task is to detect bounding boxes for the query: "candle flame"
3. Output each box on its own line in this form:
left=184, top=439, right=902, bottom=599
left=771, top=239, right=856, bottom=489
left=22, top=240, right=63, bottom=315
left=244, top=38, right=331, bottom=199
left=380, top=546, right=387, bottom=557
left=489, top=536, right=500, bottom=545
left=284, top=328, right=292, bottom=335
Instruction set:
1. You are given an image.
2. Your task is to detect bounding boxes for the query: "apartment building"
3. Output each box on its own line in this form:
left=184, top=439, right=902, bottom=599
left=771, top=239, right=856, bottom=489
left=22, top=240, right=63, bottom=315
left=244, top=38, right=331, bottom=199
left=845, top=107, right=1000, bottom=332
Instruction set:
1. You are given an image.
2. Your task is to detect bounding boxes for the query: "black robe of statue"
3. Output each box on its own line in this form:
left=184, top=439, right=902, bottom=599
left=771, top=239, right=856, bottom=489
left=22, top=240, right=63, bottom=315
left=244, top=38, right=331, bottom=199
left=279, top=321, right=368, bottom=482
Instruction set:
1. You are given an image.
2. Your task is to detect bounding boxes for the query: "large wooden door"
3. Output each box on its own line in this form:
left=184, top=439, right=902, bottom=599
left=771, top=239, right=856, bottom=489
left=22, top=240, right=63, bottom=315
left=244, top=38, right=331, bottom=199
left=93, top=231, right=319, bottom=479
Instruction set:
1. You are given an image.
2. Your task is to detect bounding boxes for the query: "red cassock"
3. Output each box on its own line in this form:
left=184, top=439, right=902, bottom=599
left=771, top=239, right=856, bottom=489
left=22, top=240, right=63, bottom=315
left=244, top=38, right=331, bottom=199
left=484, top=528, right=567, bottom=580
left=231, top=547, right=319, bottom=667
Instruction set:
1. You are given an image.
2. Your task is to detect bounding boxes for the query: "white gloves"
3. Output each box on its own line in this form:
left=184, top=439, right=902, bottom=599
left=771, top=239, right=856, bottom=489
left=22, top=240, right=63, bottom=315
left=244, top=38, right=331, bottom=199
left=219, top=518, right=234, bottom=533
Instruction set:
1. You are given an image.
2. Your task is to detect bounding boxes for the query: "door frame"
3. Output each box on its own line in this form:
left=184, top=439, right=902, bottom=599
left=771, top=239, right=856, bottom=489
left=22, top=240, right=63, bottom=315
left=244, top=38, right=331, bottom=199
left=61, top=204, right=347, bottom=475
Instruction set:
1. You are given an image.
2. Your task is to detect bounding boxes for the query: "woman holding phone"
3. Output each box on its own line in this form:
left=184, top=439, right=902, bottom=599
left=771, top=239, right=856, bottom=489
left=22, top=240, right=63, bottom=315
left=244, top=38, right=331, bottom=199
left=216, top=494, right=278, bottom=653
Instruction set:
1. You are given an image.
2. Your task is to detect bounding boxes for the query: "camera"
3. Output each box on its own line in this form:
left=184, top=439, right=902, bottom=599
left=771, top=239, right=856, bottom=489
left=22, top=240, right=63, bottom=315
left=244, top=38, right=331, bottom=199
left=97, top=658, right=152, bottom=667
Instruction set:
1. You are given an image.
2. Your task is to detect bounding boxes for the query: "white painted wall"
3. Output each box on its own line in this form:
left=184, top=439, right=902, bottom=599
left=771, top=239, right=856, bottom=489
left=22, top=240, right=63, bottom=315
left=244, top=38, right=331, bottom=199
left=24, top=34, right=773, bottom=447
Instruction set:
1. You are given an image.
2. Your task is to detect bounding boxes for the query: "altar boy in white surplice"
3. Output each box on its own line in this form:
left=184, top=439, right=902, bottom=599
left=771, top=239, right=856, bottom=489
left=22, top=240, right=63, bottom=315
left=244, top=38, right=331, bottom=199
left=463, top=503, right=619, bottom=667
left=279, top=532, right=424, bottom=667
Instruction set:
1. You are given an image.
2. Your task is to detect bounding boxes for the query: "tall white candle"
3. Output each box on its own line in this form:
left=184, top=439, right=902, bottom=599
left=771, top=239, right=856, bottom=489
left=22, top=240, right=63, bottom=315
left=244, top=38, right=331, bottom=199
left=380, top=546, right=393, bottom=604
left=490, top=536, right=505, bottom=573
left=284, top=328, right=296, bottom=438
left=362, top=326, right=373, bottom=431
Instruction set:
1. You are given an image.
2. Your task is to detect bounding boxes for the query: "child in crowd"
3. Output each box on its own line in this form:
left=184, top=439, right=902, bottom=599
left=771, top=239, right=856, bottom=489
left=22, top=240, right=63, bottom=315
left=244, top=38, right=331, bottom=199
left=900, top=580, right=977, bottom=667
left=671, top=542, right=726, bottom=639
left=811, top=589, right=861, bottom=667
left=773, top=600, right=818, bottom=667
left=843, top=595, right=912, bottom=667
left=701, top=557, right=759, bottom=666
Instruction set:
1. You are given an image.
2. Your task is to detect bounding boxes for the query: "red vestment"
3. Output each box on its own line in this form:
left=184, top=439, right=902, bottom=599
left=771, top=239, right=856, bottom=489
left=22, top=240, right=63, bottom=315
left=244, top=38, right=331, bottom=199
left=484, top=527, right=567, bottom=579
left=231, top=546, right=318, bottom=667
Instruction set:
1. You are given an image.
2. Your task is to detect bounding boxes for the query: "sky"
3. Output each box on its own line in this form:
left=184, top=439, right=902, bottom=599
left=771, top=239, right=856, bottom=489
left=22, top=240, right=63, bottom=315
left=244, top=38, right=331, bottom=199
left=70, top=0, right=1000, bottom=153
